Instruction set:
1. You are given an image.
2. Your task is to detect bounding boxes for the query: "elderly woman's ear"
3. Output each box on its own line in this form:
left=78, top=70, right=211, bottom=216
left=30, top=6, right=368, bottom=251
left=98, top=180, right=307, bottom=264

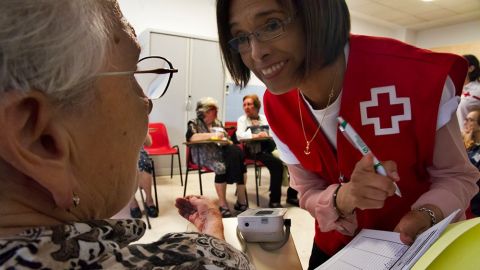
left=0, top=90, right=75, bottom=209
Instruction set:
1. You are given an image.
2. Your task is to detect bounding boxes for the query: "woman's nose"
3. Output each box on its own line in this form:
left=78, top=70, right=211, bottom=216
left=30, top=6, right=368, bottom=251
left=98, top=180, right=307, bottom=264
left=249, top=38, right=270, bottom=62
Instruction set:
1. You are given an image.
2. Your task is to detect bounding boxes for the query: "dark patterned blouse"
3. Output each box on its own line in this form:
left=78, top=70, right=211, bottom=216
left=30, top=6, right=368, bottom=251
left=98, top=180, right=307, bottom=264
left=186, top=118, right=227, bottom=175
left=0, top=219, right=254, bottom=269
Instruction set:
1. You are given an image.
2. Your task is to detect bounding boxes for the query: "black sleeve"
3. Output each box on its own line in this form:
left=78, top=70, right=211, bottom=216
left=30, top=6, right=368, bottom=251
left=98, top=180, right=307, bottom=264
left=186, top=120, right=197, bottom=141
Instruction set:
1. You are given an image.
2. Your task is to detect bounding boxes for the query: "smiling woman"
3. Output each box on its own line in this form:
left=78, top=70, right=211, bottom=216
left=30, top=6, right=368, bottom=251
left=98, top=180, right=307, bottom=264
left=0, top=0, right=252, bottom=269
left=217, top=0, right=479, bottom=269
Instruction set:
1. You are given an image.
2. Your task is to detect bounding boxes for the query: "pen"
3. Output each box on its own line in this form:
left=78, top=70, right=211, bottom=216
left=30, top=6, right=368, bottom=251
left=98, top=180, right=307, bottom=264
left=337, top=116, right=402, bottom=197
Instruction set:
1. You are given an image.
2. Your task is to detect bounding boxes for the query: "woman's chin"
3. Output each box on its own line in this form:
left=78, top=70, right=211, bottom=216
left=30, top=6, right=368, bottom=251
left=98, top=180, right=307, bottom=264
left=266, top=85, right=295, bottom=95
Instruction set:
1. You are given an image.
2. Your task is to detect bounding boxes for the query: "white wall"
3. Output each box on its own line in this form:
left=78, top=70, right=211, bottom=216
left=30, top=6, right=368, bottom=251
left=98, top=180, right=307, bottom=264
left=118, top=0, right=217, bottom=40
left=118, top=0, right=479, bottom=115
left=415, top=20, right=480, bottom=49
left=119, top=0, right=479, bottom=51
left=350, top=14, right=403, bottom=40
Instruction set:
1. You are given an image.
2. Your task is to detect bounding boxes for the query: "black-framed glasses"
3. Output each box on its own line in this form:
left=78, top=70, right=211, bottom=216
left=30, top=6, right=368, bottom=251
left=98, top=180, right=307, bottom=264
left=99, top=56, right=178, bottom=99
left=228, top=17, right=293, bottom=53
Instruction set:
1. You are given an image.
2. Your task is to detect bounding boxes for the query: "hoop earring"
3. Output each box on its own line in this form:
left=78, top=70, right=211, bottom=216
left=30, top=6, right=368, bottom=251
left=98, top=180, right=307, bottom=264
left=72, top=192, right=80, bottom=207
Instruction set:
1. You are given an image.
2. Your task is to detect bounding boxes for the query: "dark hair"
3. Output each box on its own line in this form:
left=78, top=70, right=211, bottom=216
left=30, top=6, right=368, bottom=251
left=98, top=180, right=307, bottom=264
left=243, top=94, right=261, bottom=110
left=216, top=0, right=350, bottom=88
left=464, top=54, right=480, bottom=82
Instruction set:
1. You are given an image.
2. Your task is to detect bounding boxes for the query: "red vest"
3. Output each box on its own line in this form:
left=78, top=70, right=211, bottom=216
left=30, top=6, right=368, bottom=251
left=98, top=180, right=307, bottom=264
left=264, top=35, right=467, bottom=255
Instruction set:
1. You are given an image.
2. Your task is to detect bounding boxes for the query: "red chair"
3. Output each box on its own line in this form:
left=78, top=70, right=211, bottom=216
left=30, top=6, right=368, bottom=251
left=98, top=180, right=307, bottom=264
left=242, top=148, right=264, bottom=206
left=144, top=122, right=183, bottom=186
left=224, top=122, right=237, bottom=133
left=183, top=143, right=215, bottom=197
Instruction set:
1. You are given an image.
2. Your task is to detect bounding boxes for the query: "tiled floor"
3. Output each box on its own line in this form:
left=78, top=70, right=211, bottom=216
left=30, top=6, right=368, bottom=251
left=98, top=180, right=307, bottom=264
left=113, top=167, right=314, bottom=269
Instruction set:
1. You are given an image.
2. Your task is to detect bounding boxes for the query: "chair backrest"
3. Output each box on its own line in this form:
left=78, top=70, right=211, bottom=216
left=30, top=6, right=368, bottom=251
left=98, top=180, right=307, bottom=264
left=147, top=122, right=172, bottom=149
left=224, top=122, right=238, bottom=143
left=185, top=144, right=213, bottom=172
left=224, top=121, right=237, bottom=129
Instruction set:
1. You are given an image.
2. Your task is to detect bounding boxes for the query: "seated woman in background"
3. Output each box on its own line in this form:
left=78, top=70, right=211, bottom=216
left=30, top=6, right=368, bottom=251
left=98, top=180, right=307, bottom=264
left=462, top=110, right=480, bottom=217
left=463, top=109, right=480, bottom=168
left=0, top=1, right=252, bottom=269
left=129, top=133, right=159, bottom=218
left=237, top=94, right=299, bottom=207
left=186, top=97, right=248, bottom=217
left=457, top=54, right=480, bottom=130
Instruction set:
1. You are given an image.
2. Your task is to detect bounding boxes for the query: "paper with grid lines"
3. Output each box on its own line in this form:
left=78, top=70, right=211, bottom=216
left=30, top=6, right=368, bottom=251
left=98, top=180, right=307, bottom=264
left=316, top=209, right=460, bottom=270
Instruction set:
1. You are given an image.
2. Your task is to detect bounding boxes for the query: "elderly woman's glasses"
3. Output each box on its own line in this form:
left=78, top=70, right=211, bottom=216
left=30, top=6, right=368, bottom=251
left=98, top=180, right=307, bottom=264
left=228, top=17, right=292, bottom=53
left=99, top=56, right=178, bottom=99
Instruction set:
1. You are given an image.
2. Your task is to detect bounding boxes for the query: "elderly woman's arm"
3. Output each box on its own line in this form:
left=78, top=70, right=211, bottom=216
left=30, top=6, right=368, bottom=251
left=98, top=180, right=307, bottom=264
left=176, top=196, right=224, bottom=240
left=186, top=121, right=223, bottom=142
left=190, top=133, right=222, bottom=141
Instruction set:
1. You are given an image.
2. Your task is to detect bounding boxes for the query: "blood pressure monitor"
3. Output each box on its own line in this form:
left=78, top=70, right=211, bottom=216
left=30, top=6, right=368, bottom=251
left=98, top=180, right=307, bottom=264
left=237, top=208, right=288, bottom=242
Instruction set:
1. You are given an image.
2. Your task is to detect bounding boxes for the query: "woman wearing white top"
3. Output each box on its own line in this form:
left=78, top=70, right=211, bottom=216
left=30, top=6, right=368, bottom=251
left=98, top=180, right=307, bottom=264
left=236, top=94, right=299, bottom=207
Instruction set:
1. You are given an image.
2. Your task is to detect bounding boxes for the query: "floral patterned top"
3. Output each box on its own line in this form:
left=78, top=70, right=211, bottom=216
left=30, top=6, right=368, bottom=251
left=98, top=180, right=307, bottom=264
left=0, top=219, right=254, bottom=269
left=186, top=118, right=227, bottom=175
left=138, top=146, right=153, bottom=174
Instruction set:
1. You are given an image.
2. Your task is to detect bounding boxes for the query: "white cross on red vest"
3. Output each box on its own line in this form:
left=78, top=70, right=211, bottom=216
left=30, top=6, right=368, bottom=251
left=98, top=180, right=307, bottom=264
left=360, top=86, right=411, bottom=136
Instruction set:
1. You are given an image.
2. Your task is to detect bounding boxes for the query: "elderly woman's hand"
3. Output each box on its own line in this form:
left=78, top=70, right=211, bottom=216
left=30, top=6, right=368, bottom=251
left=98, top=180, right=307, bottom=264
left=257, top=131, right=269, bottom=138
left=175, top=196, right=224, bottom=240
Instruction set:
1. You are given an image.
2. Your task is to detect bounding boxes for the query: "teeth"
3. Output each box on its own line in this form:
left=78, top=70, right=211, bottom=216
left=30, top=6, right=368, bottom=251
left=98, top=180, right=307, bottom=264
left=261, top=62, right=284, bottom=76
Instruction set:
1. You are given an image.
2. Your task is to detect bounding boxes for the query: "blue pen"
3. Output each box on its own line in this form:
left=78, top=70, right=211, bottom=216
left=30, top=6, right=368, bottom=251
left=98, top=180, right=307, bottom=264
left=337, top=116, right=402, bottom=197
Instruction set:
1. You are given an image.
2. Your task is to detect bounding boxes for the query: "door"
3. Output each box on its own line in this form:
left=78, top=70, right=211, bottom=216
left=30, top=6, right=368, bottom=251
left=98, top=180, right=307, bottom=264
left=148, top=33, right=189, bottom=175
left=146, top=32, right=225, bottom=176
left=188, top=38, right=225, bottom=121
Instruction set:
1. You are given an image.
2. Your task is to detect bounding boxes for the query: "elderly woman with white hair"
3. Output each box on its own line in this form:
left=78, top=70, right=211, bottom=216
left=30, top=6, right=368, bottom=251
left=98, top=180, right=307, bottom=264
left=186, top=97, right=248, bottom=217
left=0, top=1, right=253, bottom=269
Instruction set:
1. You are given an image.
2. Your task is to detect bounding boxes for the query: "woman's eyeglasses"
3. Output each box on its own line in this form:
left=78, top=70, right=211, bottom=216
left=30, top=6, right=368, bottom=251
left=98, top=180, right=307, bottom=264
left=228, top=17, right=292, bottom=54
left=99, top=56, right=178, bottom=99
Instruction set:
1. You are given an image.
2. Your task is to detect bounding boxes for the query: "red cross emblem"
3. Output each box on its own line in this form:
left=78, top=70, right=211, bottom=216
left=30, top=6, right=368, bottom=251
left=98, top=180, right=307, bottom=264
left=360, top=86, right=411, bottom=136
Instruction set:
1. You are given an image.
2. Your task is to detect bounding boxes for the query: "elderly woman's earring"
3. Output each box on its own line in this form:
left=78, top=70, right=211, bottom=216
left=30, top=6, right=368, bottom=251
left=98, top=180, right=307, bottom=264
left=72, top=192, right=80, bottom=207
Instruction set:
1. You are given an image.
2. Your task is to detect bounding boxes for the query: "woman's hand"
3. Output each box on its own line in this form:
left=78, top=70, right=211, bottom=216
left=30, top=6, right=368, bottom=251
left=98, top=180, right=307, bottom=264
left=257, top=131, right=269, bottom=137
left=394, top=205, right=443, bottom=244
left=175, top=195, right=224, bottom=240
left=336, top=154, right=400, bottom=215
left=252, top=131, right=268, bottom=138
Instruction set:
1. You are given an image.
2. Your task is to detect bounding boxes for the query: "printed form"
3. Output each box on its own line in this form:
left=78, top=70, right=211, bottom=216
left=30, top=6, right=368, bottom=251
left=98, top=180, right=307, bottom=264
left=316, top=209, right=460, bottom=270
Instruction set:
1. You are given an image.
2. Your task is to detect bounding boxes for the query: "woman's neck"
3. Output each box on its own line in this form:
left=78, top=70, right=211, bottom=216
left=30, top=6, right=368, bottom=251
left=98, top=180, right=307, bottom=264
left=0, top=173, right=73, bottom=236
left=200, top=118, right=213, bottom=129
left=299, top=53, right=346, bottom=110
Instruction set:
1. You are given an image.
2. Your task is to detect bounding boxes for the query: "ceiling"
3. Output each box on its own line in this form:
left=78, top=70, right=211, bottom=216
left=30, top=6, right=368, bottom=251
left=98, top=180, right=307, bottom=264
left=346, top=0, right=480, bottom=30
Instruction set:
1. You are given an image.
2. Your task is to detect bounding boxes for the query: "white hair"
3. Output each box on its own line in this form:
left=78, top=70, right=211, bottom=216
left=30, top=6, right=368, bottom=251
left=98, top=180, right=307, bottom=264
left=0, top=0, right=117, bottom=103
left=196, top=97, right=219, bottom=119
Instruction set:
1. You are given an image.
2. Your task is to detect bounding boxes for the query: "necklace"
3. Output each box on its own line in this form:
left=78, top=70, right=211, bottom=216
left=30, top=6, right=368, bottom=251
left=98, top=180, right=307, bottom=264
left=298, top=67, right=338, bottom=155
